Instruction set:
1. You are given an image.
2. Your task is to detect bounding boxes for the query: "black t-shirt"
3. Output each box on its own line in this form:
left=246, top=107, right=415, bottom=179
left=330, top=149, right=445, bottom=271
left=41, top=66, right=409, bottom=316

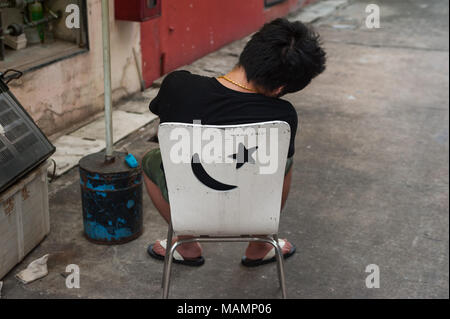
left=149, top=70, right=298, bottom=157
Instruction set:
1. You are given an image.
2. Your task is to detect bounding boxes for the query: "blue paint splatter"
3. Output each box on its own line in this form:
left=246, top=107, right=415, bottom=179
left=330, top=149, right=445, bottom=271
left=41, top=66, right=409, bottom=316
left=125, top=154, right=139, bottom=168
left=86, top=180, right=116, bottom=191
left=126, top=200, right=135, bottom=209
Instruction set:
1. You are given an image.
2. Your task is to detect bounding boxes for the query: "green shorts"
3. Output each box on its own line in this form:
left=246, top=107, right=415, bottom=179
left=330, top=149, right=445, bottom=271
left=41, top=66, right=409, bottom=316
left=142, top=148, right=293, bottom=203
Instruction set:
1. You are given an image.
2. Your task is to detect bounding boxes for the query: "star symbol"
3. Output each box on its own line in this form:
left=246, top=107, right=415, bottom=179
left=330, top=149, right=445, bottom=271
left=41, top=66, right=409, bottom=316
left=229, top=143, right=258, bottom=169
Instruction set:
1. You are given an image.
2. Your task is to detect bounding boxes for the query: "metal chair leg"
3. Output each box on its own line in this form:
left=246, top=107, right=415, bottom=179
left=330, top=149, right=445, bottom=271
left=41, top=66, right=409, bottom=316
left=270, top=235, right=287, bottom=299
left=161, top=222, right=173, bottom=288
left=273, top=234, right=282, bottom=288
left=162, top=239, right=181, bottom=299
left=160, top=236, right=287, bottom=299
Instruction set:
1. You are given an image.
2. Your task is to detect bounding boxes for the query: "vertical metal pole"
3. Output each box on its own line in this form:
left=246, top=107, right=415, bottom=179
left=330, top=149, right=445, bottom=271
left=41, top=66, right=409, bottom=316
left=101, top=0, right=114, bottom=160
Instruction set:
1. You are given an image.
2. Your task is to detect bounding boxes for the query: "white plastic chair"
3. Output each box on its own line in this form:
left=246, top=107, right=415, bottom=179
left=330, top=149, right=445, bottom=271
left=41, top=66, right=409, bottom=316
left=158, top=121, right=291, bottom=299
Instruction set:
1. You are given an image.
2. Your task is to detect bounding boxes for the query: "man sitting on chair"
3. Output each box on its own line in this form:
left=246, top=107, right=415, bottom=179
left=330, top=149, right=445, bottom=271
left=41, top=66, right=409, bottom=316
left=143, top=18, right=326, bottom=266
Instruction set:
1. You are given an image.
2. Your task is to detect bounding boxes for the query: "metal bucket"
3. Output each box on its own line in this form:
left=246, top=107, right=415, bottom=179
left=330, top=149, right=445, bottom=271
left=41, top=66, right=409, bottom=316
left=79, top=151, right=143, bottom=244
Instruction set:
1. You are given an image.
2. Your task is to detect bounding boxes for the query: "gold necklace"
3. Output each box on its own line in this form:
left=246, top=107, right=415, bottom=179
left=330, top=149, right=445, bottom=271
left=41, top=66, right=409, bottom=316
left=218, top=75, right=256, bottom=92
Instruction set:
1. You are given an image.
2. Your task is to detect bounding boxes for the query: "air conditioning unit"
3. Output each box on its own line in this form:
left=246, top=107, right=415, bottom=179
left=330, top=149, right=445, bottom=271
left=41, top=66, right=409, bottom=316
left=0, top=71, right=55, bottom=279
left=0, top=72, right=55, bottom=193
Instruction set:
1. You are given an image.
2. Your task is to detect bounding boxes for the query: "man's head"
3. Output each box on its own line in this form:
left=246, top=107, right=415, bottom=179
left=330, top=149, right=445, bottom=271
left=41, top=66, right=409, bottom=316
left=239, top=18, right=326, bottom=97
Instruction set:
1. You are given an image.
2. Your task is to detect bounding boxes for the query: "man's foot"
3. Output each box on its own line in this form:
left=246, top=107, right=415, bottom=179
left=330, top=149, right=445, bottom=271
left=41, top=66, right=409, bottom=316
left=242, top=239, right=296, bottom=267
left=147, top=238, right=205, bottom=266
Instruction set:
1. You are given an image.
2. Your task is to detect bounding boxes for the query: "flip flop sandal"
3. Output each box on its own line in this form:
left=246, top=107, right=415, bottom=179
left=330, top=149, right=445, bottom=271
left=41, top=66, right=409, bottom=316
left=241, top=239, right=296, bottom=267
left=147, top=239, right=205, bottom=267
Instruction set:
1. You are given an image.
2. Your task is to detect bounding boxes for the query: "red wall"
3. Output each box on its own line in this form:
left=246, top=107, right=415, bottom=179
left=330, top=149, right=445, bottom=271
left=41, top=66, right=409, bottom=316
left=140, top=0, right=307, bottom=87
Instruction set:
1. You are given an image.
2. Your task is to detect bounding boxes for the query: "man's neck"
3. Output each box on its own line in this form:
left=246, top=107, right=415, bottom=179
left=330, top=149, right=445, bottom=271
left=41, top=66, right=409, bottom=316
left=218, top=66, right=259, bottom=94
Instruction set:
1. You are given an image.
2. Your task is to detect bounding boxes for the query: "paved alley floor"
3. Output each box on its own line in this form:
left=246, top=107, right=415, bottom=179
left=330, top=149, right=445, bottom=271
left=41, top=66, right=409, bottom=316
left=1, top=0, right=448, bottom=298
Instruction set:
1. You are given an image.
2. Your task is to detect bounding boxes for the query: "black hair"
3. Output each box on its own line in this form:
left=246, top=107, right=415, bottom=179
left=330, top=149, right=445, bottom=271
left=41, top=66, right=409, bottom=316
left=239, top=18, right=326, bottom=95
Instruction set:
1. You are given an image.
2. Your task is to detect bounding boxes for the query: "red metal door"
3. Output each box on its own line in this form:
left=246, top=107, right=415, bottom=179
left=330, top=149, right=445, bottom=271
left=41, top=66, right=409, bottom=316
left=140, top=0, right=302, bottom=87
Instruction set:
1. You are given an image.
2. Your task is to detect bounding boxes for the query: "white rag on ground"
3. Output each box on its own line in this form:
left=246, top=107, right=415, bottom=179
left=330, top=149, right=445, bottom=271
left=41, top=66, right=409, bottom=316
left=15, top=254, right=50, bottom=284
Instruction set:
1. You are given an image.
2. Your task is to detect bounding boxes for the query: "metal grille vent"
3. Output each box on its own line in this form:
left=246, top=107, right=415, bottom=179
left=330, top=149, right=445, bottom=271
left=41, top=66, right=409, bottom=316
left=0, top=77, right=55, bottom=193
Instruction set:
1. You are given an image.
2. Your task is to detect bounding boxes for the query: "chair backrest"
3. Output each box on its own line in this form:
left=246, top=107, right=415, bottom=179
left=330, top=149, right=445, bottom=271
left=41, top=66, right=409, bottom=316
left=158, top=121, right=290, bottom=236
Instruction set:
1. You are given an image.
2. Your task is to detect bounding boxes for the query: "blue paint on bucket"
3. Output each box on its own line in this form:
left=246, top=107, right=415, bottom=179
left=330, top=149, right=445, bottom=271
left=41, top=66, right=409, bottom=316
left=125, top=154, right=139, bottom=168
left=83, top=220, right=133, bottom=242
left=79, top=151, right=143, bottom=244
left=126, top=200, right=135, bottom=209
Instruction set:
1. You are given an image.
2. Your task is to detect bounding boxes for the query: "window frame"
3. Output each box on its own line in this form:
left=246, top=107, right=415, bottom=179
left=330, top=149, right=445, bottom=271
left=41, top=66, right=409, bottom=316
left=0, top=0, right=89, bottom=74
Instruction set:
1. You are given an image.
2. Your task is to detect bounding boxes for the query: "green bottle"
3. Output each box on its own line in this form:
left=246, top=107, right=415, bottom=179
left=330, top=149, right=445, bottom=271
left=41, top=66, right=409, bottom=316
left=28, top=1, right=44, bottom=42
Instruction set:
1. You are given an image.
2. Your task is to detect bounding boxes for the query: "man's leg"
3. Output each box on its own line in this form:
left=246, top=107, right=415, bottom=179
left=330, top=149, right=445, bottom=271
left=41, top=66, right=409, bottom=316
left=244, top=166, right=294, bottom=260
left=144, top=173, right=202, bottom=259
left=281, top=164, right=293, bottom=211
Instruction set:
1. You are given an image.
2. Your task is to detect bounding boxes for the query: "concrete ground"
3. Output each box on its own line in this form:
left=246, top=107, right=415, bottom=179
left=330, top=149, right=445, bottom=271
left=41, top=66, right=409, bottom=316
left=1, top=0, right=448, bottom=298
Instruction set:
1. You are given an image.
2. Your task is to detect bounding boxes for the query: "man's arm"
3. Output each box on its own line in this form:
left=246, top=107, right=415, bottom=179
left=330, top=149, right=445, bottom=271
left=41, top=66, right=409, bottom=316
left=149, top=90, right=161, bottom=115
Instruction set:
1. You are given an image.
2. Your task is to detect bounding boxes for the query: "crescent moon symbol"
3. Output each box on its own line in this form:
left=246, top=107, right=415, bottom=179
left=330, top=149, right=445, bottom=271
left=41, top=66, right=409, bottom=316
left=191, top=154, right=237, bottom=191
